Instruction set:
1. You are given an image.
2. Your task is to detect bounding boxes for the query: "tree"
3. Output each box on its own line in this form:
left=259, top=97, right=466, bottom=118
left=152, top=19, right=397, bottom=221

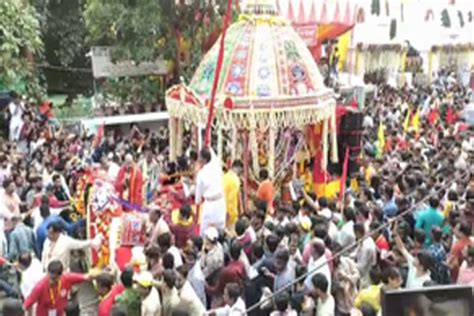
left=33, top=0, right=92, bottom=94
left=83, top=0, right=232, bottom=104
left=0, top=0, right=45, bottom=98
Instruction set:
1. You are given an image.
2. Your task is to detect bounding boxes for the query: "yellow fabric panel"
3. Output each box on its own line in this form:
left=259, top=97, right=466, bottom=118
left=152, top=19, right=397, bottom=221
left=223, top=171, right=241, bottom=226
left=314, top=180, right=340, bottom=199
left=337, top=30, right=352, bottom=70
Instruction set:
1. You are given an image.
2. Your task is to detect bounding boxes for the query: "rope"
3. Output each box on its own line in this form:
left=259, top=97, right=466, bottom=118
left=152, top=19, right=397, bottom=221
left=245, top=166, right=470, bottom=313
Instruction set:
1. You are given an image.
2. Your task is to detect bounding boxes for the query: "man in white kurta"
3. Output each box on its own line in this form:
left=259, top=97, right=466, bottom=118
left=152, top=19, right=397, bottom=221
left=42, top=224, right=101, bottom=271
left=195, top=148, right=227, bottom=235
left=8, top=96, right=24, bottom=142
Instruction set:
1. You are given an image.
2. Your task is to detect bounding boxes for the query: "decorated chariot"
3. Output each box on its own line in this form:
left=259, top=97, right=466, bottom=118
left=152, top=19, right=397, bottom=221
left=166, top=0, right=339, bottom=204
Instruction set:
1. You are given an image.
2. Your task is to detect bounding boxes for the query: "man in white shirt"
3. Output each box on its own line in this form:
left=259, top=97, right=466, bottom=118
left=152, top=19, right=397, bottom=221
left=41, top=222, right=101, bottom=271
left=157, top=233, right=183, bottom=268
left=176, top=265, right=206, bottom=316
left=18, top=252, right=45, bottom=298
left=184, top=250, right=207, bottom=308
left=337, top=207, right=356, bottom=249
left=305, top=241, right=331, bottom=291
left=8, top=92, right=24, bottom=142
left=195, top=148, right=227, bottom=235
left=147, top=206, right=170, bottom=244
left=134, top=271, right=161, bottom=316
left=106, top=153, right=121, bottom=182
left=310, top=273, right=335, bottom=316
left=209, top=283, right=246, bottom=316
left=0, top=188, right=13, bottom=257
left=354, top=223, right=377, bottom=288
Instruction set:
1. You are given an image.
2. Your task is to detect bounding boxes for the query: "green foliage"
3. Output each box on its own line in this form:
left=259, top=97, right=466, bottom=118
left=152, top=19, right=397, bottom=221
left=84, top=0, right=232, bottom=104
left=441, top=9, right=451, bottom=28
left=34, top=0, right=89, bottom=67
left=99, top=77, right=163, bottom=106
left=0, top=0, right=45, bottom=98
left=84, top=0, right=236, bottom=104
left=52, top=94, right=93, bottom=120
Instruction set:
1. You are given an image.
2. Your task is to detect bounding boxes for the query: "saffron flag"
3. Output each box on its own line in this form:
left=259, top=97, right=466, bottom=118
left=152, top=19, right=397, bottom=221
left=446, top=105, right=455, bottom=126
left=403, top=108, right=411, bottom=132
left=411, top=107, right=420, bottom=133
left=92, top=122, right=105, bottom=148
left=377, top=122, right=385, bottom=156
left=351, top=96, right=358, bottom=109
left=339, top=148, right=350, bottom=202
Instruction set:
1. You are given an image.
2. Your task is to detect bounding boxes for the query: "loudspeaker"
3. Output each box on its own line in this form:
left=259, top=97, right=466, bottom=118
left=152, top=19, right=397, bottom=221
left=339, top=111, right=364, bottom=176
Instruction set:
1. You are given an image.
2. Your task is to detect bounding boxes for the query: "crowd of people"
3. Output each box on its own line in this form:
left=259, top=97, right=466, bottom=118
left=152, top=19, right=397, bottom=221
left=0, top=71, right=473, bottom=316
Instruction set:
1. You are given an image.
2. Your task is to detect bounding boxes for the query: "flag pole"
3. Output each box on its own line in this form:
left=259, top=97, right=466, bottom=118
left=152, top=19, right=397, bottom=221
left=204, top=0, right=234, bottom=147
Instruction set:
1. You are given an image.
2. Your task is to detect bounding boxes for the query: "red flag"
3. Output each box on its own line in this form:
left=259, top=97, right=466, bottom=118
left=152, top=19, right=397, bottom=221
left=92, top=122, right=105, bottom=148
left=351, top=96, right=358, bottom=109
left=339, top=148, right=350, bottom=201
left=428, top=108, right=439, bottom=126
left=446, top=105, right=455, bottom=126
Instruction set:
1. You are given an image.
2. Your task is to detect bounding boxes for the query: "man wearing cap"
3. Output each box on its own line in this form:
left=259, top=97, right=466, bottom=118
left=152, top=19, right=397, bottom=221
left=195, top=147, right=227, bottom=234
left=134, top=271, right=161, bottom=316
left=201, top=227, right=224, bottom=285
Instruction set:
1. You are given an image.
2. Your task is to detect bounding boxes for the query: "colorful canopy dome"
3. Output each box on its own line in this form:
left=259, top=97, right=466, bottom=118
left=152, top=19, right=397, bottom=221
left=166, top=0, right=336, bottom=130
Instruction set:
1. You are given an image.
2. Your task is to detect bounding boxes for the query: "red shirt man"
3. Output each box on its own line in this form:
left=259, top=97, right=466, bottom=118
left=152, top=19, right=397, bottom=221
left=168, top=205, right=196, bottom=248
left=24, top=260, right=91, bottom=316
left=97, top=284, right=125, bottom=316
left=206, top=242, right=247, bottom=295
left=115, top=154, right=144, bottom=208
left=375, top=234, right=390, bottom=251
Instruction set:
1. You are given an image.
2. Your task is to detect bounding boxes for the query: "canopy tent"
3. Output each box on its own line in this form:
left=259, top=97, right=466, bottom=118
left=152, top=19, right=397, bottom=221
left=274, top=0, right=358, bottom=44
left=166, top=0, right=338, bottom=183
left=340, top=0, right=473, bottom=84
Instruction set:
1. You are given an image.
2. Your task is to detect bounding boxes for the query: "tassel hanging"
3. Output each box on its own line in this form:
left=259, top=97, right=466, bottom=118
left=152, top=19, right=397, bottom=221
left=330, top=113, right=339, bottom=163
left=249, top=106, right=260, bottom=176
left=230, top=127, right=238, bottom=163
left=322, top=118, right=329, bottom=171
left=249, top=126, right=259, bottom=176
left=169, top=118, right=176, bottom=162
left=176, top=119, right=183, bottom=157
left=217, top=127, right=223, bottom=162
left=268, top=111, right=276, bottom=179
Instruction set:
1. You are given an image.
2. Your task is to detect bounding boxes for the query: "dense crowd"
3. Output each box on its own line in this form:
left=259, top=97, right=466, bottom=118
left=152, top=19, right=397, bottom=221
left=0, top=72, right=473, bottom=316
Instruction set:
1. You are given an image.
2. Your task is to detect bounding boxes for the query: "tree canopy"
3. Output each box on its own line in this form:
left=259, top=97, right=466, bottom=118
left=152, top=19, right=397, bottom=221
left=84, top=0, right=230, bottom=81
left=83, top=0, right=232, bottom=106
left=0, top=0, right=44, bottom=98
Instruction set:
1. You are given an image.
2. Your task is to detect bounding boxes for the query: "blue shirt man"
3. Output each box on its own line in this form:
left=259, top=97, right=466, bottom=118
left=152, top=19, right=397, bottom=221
left=8, top=216, right=36, bottom=261
left=36, top=211, right=84, bottom=257
left=383, top=187, right=398, bottom=218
